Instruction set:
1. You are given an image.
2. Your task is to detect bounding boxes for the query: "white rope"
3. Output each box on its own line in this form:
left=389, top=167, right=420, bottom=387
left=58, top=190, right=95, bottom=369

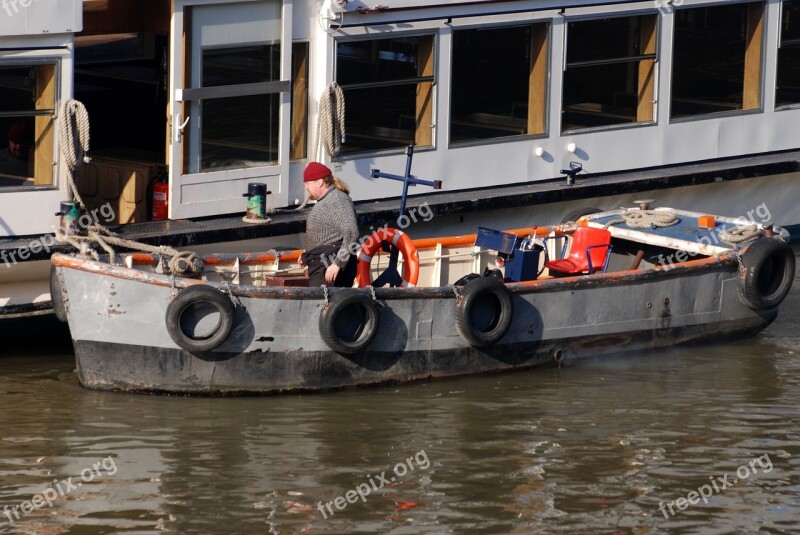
left=719, top=225, right=761, bottom=245
left=297, top=83, right=346, bottom=210
left=57, top=100, right=92, bottom=210
left=620, top=209, right=679, bottom=228
left=56, top=225, right=204, bottom=277
left=317, top=82, right=346, bottom=158
left=53, top=99, right=202, bottom=276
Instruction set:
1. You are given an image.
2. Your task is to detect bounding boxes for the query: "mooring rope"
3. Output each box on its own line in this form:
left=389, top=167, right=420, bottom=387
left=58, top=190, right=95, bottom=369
left=57, top=99, right=91, bottom=209
left=718, top=225, right=762, bottom=245
left=605, top=209, right=679, bottom=229
left=53, top=99, right=203, bottom=276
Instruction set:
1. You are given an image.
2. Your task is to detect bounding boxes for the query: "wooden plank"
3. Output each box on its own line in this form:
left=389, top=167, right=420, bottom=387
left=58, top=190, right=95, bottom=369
left=291, top=43, right=308, bottom=160
left=637, top=15, right=656, bottom=122
left=34, top=64, right=55, bottom=187
left=743, top=2, right=764, bottom=110
left=415, top=36, right=434, bottom=148
left=528, top=23, right=549, bottom=135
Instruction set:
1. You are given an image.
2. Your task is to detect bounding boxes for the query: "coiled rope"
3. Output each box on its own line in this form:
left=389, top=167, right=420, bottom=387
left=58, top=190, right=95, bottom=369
left=57, top=99, right=91, bottom=209
left=605, top=209, right=679, bottom=229
left=54, top=99, right=203, bottom=277
left=296, top=83, right=346, bottom=210
left=718, top=225, right=762, bottom=245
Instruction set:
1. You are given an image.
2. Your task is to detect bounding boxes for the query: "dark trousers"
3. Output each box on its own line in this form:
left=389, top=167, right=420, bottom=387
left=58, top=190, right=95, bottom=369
left=302, top=243, right=358, bottom=288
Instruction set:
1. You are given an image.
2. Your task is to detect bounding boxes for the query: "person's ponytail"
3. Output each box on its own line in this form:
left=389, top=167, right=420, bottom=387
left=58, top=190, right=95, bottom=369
left=330, top=176, right=350, bottom=195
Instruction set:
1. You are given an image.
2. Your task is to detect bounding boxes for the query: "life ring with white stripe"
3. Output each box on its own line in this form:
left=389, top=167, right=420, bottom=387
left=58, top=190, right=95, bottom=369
left=356, top=228, right=420, bottom=288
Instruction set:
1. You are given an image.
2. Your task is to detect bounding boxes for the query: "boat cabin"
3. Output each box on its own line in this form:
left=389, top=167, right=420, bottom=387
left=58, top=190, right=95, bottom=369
left=1, top=0, right=800, bottom=237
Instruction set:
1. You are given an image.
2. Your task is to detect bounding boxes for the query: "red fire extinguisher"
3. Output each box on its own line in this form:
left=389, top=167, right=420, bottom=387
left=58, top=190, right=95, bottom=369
left=152, top=168, right=168, bottom=221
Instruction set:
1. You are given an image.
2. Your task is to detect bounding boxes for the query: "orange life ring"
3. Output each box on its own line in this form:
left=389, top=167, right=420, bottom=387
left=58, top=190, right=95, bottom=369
left=356, top=228, right=420, bottom=287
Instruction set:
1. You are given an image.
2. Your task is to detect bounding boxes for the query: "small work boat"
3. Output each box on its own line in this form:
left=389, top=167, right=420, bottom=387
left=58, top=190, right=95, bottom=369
left=51, top=205, right=795, bottom=395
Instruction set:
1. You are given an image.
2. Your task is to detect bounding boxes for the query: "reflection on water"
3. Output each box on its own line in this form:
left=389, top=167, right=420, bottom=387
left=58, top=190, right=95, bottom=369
left=2, top=266, right=799, bottom=533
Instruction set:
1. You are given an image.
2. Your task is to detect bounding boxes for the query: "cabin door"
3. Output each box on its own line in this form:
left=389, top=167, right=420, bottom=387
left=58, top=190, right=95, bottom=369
left=167, top=0, right=291, bottom=219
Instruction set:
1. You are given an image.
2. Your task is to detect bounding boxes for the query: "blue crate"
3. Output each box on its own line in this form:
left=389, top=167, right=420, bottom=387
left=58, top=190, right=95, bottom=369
left=505, top=249, right=541, bottom=282
left=475, top=227, right=520, bottom=254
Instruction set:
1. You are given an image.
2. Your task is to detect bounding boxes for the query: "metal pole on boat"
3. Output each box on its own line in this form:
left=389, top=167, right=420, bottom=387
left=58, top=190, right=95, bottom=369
left=370, top=145, right=442, bottom=220
left=368, top=145, right=442, bottom=287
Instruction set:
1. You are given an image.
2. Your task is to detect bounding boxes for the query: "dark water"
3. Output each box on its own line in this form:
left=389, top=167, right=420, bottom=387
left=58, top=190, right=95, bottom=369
left=2, top=258, right=800, bottom=534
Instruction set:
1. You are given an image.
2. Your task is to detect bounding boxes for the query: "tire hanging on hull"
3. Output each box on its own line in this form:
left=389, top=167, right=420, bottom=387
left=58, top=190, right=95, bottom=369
left=319, top=289, right=380, bottom=354
left=738, top=238, right=795, bottom=311
left=455, top=277, right=514, bottom=347
left=165, top=285, right=235, bottom=352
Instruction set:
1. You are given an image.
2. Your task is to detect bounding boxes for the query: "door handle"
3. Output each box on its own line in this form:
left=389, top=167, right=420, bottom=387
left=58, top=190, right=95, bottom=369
left=173, top=114, right=190, bottom=143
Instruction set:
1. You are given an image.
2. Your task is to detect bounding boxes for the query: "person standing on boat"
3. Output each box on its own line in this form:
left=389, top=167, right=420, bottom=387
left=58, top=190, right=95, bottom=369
left=300, top=162, right=360, bottom=287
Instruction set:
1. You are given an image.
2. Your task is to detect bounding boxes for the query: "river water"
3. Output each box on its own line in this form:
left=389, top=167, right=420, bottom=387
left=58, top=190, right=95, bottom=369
left=2, top=253, right=800, bottom=534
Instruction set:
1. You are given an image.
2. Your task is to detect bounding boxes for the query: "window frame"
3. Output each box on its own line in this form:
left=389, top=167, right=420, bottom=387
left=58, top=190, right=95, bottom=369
left=448, top=21, right=551, bottom=147
left=776, top=0, right=800, bottom=110
left=333, top=31, right=437, bottom=158
left=561, top=12, right=659, bottom=134
left=668, top=0, right=766, bottom=123
left=0, top=57, right=61, bottom=191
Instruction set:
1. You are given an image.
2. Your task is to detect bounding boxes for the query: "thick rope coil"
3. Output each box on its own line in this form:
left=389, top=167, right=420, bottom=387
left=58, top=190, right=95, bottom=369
left=318, top=82, right=346, bottom=158
left=610, top=209, right=680, bottom=229
left=297, top=83, right=346, bottom=211
left=718, top=225, right=761, bottom=245
left=57, top=99, right=91, bottom=209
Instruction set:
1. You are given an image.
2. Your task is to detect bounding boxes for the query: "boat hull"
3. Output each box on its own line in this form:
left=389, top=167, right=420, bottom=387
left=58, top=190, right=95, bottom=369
left=55, top=254, right=778, bottom=394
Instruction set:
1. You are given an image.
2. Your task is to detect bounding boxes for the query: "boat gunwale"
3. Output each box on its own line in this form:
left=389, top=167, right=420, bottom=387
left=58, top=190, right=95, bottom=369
left=51, top=250, right=738, bottom=301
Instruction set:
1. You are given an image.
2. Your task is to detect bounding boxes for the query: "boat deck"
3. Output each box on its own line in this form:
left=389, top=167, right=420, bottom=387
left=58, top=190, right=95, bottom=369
left=587, top=209, right=762, bottom=256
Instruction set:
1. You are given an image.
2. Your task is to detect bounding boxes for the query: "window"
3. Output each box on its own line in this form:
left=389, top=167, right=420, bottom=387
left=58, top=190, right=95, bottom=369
left=195, top=44, right=281, bottom=171
left=777, top=1, right=800, bottom=107
left=671, top=2, right=764, bottom=118
left=0, top=63, right=57, bottom=188
left=451, top=23, right=549, bottom=143
left=563, top=15, right=657, bottom=132
left=336, top=35, right=434, bottom=154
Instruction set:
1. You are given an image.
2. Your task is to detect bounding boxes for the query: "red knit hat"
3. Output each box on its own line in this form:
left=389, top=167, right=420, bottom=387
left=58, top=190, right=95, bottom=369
left=303, top=162, right=332, bottom=182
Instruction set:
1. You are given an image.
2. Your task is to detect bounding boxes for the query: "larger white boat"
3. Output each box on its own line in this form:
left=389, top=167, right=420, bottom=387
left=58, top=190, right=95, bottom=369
left=2, top=0, right=800, bottom=321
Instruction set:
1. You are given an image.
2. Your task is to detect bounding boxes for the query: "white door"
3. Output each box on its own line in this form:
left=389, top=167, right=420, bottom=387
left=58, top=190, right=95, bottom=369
left=168, top=0, right=291, bottom=219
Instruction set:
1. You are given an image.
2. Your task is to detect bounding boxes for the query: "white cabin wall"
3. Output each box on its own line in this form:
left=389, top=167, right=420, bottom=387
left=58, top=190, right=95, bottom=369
left=0, top=36, right=74, bottom=237
left=318, top=0, right=800, bottom=204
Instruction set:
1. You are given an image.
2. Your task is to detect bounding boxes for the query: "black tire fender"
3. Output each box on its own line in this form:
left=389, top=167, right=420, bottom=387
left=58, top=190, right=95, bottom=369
left=165, top=285, right=235, bottom=352
left=455, top=277, right=514, bottom=347
left=50, top=266, right=68, bottom=323
left=738, top=238, right=795, bottom=310
left=319, top=289, right=381, bottom=354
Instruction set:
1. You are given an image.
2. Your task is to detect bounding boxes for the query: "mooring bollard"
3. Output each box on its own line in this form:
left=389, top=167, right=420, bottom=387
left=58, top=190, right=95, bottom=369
left=55, top=201, right=81, bottom=235
left=242, top=183, right=271, bottom=223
